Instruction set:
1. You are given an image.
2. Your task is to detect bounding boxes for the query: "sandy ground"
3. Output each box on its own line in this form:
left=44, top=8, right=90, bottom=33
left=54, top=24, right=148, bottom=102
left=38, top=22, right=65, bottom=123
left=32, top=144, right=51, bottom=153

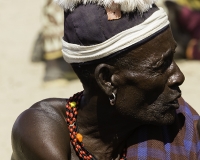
left=0, top=0, right=200, bottom=159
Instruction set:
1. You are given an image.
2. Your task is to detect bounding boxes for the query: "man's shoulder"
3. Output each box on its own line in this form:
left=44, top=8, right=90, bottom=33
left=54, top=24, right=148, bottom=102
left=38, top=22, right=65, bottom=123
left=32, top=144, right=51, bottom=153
left=30, top=97, right=68, bottom=112
left=11, top=98, right=70, bottom=160
left=12, top=97, right=69, bottom=140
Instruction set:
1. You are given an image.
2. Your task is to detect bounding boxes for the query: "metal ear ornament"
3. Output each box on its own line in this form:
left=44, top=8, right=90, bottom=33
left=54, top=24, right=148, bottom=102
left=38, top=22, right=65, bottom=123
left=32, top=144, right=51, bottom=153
left=109, top=93, right=116, bottom=106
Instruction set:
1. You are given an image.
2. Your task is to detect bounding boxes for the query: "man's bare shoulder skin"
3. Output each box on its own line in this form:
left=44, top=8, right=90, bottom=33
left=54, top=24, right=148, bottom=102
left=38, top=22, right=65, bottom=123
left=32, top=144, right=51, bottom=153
left=11, top=98, right=71, bottom=160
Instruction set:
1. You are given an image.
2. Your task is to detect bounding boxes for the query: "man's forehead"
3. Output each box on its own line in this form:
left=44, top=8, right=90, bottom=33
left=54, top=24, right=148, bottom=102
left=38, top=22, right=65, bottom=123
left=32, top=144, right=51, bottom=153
left=127, top=28, right=176, bottom=58
left=145, top=28, right=175, bottom=48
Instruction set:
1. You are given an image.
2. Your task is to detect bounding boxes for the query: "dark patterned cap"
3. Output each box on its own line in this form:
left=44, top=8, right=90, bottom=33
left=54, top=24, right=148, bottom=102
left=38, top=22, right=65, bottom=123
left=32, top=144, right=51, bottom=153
left=55, top=0, right=169, bottom=64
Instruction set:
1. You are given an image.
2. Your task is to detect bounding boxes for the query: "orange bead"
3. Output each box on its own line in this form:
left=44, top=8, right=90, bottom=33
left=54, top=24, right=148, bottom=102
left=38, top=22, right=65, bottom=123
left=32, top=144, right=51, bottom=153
left=76, top=133, right=83, bottom=142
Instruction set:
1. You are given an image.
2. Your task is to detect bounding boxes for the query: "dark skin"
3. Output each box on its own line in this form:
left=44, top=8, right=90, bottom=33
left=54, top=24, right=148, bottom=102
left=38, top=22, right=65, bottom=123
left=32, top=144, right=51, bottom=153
left=11, top=28, right=185, bottom=160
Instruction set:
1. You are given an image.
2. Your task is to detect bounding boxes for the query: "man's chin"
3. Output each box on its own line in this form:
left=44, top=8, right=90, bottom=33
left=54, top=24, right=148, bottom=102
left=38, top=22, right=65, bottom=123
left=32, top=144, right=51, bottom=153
left=142, top=109, right=177, bottom=126
left=153, top=110, right=176, bottom=126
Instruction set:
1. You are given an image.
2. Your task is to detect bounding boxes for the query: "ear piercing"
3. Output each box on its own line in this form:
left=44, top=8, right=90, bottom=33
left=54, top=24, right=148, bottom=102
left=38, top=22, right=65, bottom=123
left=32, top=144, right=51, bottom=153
left=109, top=93, right=116, bottom=105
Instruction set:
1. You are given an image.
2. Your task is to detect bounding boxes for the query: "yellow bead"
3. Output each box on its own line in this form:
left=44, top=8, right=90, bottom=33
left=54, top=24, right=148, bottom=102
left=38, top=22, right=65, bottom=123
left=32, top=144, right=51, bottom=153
left=70, top=102, right=76, bottom=108
left=76, top=133, right=83, bottom=142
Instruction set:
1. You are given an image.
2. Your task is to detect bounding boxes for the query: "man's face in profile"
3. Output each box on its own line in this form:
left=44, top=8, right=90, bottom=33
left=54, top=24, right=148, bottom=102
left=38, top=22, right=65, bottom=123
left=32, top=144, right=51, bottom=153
left=113, top=28, right=185, bottom=125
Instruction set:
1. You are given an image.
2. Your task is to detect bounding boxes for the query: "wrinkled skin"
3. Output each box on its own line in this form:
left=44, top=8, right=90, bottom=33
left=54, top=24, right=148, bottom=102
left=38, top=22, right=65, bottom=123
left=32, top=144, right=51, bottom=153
left=11, top=27, right=185, bottom=160
left=110, top=28, right=184, bottom=125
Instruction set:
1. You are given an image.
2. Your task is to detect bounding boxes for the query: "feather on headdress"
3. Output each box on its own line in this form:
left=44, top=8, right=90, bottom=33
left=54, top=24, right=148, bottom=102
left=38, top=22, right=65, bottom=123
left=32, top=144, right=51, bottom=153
left=55, top=0, right=158, bottom=13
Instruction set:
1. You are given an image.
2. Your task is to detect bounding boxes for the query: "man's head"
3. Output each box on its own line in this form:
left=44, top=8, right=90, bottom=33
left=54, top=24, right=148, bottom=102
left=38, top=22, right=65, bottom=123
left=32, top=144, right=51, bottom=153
left=94, top=27, right=184, bottom=125
left=56, top=0, right=185, bottom=125
left=72, top=27, right=184, bottom=126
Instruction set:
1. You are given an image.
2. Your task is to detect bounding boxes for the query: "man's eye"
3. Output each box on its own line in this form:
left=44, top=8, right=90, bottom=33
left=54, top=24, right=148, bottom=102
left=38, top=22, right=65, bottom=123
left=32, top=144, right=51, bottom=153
left=162, top=59, right=172, bottom=68
left=159, top=50, right=175, bottom=69
left=161, top=50, right=174, bottom=67
left=154, top=58, right=172, bottom=71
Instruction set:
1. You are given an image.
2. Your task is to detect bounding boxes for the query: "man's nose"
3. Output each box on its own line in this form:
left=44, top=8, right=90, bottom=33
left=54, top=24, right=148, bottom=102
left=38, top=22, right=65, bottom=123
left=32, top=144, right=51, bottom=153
left=167, top=61, right=185, bottom=87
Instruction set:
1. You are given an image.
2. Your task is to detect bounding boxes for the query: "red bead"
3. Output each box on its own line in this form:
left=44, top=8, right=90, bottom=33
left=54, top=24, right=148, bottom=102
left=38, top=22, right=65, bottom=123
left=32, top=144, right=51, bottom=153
left=66, top=105, right=70, bottom=109
left=70, top=135, right=74, bottom=139
left=69, top=113, right=73, bottom=118
left=69, top=121, right=73, bottom=124
left=87, top=157, right=91, bottom=160
left=69, top=128, right=73, bottom=132
left=76, top=144, right=80, bottom=149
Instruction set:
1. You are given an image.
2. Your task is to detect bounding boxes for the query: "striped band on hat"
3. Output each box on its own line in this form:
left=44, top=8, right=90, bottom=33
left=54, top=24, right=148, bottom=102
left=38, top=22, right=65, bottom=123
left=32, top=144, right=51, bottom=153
left=62, top=7, right=169, bottom=63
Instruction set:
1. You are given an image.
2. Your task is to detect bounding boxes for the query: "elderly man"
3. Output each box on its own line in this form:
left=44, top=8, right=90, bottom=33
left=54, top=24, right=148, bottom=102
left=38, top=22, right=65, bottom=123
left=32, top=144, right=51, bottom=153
left=11, top=0, right=200, bottom=159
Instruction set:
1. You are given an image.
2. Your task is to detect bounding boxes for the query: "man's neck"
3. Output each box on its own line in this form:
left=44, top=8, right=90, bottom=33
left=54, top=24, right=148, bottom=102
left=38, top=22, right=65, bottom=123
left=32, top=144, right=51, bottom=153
left=76, top=91, right=141, bottom=159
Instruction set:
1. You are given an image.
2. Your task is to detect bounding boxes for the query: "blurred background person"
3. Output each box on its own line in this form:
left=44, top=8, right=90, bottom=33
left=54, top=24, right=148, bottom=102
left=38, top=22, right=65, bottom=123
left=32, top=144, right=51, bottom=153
left=164, top=0, right=200, bottom=59
left=31, top=0, right=77, bottom=85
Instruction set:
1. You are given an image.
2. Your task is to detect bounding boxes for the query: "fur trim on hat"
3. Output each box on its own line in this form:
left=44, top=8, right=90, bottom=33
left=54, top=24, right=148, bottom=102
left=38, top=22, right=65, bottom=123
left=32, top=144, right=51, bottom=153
left=55, top=0, right=158, bottom=13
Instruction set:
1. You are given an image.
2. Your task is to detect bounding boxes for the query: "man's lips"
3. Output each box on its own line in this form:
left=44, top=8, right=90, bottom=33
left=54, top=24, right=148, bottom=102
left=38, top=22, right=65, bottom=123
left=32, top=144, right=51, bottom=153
left=165, top=93, right=181, bottom=109
left=166, top=99, right=179, bottom=109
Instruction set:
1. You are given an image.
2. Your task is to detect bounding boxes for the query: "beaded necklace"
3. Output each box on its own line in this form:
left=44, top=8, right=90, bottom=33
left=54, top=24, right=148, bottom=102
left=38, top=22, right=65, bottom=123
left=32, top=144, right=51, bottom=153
left=66, top=91, right=127, bottom=160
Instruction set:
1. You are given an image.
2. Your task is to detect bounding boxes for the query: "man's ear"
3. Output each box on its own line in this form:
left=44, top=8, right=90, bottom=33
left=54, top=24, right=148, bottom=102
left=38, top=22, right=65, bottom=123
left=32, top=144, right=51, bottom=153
left=94, top=64, right=117, bottom=96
